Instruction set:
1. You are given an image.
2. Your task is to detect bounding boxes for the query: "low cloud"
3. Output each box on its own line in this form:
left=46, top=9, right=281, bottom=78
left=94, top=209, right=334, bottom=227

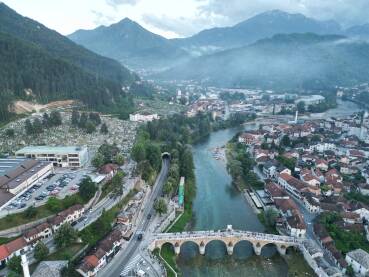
left=106, top=0, right=141, bottom=9
left=91, top=10, right=117, bottom=26
left=142, top=13, right=227, bottom=37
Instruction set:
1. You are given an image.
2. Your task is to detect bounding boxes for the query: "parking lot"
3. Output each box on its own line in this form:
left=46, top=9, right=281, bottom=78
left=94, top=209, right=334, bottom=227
left=2, top=169, right=87, bottom=216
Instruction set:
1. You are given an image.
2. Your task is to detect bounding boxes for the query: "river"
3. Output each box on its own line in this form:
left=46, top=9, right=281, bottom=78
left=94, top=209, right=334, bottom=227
left=177, top=126, right=292, bottom=276
left=175, top=100, right=362, bottom=277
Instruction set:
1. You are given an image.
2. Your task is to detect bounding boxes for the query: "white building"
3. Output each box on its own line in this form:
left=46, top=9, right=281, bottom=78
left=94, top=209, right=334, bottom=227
left=295, top=95, right=325, bottom=106
left=345, top=249, right=369, bottom=276
left=15, top=146, right=88, bottom=168
left=129, top=113, right=159, bottom=122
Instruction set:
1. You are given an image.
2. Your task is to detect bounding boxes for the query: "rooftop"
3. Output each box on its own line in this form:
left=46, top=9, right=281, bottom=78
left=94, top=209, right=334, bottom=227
left=347, top=249, right=369, bottom=269
left=15, top=145, right=87, bottom=155
left=0, top=158, right=28, bottom=176
left=32, top=260, right=68, bottom=277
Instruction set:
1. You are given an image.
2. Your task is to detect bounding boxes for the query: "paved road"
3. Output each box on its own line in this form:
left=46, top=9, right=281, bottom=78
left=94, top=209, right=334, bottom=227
left=98, top=158, right=170, bottom=277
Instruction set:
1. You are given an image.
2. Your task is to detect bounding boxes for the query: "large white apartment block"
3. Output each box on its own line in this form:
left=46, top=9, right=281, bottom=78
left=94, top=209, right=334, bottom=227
left=15, top=146, right=88, bottom=168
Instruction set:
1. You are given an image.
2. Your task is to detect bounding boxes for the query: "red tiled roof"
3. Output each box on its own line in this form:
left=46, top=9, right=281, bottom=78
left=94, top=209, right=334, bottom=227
left=265, top=182, right=288, bottom=198
left=5, top=237, right=27, bottom=254
left=85, top=255, right=99, bottom=268
left=0, top=245, right=9, bottom=261
left=99, top=164, right=119, bottom=175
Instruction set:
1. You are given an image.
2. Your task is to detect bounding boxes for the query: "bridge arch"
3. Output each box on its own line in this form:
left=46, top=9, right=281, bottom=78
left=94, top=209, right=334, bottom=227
left=233, top=240, right=254, bottom=258
left=204, top=239, right=228, bottom=258
left=179, top=241, right=200, bottom=258
left=260, top=243, right=278, bottom=257
left=157, top=242, right=176, bottom=256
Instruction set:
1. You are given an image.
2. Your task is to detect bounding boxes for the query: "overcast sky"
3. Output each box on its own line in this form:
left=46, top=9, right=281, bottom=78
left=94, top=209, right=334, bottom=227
left=3, top=0, right=369, bottom=38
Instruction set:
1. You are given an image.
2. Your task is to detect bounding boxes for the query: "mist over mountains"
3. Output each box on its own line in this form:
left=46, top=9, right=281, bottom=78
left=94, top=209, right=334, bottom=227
left=68, top=9, right=369, bottom=87
left=158, top=33, right=369, bottom=89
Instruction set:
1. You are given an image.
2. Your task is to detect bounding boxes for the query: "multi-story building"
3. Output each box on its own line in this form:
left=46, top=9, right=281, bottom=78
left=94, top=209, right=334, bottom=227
left=0, top=159, right=53, bottom=210
left=15, top=146, right=88, bottom=168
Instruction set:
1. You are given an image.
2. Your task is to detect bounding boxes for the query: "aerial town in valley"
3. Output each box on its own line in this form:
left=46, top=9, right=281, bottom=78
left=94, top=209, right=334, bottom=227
left=0, top=84, right=369, bottom=277
left=3, top=2, right=369, bottom=277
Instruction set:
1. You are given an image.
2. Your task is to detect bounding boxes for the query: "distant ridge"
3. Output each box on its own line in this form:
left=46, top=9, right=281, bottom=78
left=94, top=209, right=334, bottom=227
left=69, top=17, right=189, bottom=70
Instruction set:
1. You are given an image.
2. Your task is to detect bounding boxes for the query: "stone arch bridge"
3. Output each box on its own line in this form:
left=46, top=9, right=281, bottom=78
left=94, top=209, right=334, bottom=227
left=149, top=227, right=302, bottom=256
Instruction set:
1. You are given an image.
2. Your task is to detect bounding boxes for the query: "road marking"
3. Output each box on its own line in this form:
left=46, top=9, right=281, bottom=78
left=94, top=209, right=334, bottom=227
left=120, top=255, right=142, bottom=275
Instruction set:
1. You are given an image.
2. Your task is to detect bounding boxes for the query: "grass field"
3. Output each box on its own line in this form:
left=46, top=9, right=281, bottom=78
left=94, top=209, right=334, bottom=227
left=0, top=194, right=85, bottom=231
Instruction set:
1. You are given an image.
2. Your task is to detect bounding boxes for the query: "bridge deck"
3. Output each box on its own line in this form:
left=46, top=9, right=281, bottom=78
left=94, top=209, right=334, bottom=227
left=154, top=229, right=301, bottom=244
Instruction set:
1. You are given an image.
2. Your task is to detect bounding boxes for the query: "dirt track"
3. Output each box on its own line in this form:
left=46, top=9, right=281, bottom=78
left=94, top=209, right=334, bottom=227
left=12, top=100, right=75, bottom=114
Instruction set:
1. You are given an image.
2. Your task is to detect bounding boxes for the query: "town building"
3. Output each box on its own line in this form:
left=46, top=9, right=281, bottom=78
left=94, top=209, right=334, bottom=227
left=295, top=95, right=325, bottom=106
left=77, top=229, right=124, bottom=277
left=0, top=158, right=53, bottom=210
left=129, top=113, right=159, bottom=122
left=15, top=146, right=88, bottom=168
left=48, top=204, right=85, bottom=232
left=345, top=249, right=369, bottom=276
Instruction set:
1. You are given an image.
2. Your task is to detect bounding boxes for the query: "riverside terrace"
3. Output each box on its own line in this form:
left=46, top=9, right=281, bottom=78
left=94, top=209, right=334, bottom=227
left=149, top=226, right=302, bottom=256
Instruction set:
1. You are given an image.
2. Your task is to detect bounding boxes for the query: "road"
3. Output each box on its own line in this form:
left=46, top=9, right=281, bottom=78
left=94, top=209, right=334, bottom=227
left=98, top=158, right=170, bottom=277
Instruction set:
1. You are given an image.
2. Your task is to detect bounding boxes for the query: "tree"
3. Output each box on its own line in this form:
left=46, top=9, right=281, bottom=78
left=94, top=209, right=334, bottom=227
left=98, top=143, right=119, bottom=164
left=163, top=179, right=174, bottom=195
left=100, top=123, right=108, bottom=134
left=54, top=223, right=78, bottom=249
left=24, top=206, right=37, bottom=218
left=92, top=153, right=105, bottom=168
left=154, top=198, right=167, bottom=215
left=50, top=111, right=62, bottom=126
left=89, top=113, right=101, bottom=125
left=297, top=101, right=305, bottom=113
left=79, top=113, right=88, bottom=128
left=34, top=241, right=49, bottom=261
left=346, top=265, right=355, bottom=277
left=71, top=110, right=80, bottom=126
left=281, top=135, right=291, bottom=147
left=138, top=161, right=154, bottom=182
left=85, top=121, right=96, bottom=134
left=5, top=128, right=14, bottom=137
left=146, top=143, right=161, bottom=171
left=263, top=208, right=278, bottom=229
left=111, top=171, right=124, bottom=195
left=33, top=118, right=43, bottom=134
left=79, top=177, right=97, bottom=201
left=7, top=256, right=22, bottom=274
left=114, top=153, right=125, bottom=166
left=46, top=197, right=62, bottom=212
left=25, top=119, right=33, bottom=135
left=42, top=113, right=50, bottom=127
left=131, top=143, right=146, bottom=162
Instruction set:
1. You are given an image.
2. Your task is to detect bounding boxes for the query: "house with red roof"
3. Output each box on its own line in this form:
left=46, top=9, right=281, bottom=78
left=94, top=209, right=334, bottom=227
left=0, top=245, right=9, bottom=269
left=99, top=163, right=119, bottom=181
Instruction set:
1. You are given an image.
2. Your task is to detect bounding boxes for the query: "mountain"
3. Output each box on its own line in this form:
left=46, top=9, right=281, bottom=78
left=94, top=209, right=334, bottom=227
left=0, top=3, right=135, bottom=84
left=69, top=18, right=189, bottom=70
left=0, top=3, right=137, bottom=122
left=158, top=33, right=369, bottom=90
left=173, top=10, right=342, bottom=53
